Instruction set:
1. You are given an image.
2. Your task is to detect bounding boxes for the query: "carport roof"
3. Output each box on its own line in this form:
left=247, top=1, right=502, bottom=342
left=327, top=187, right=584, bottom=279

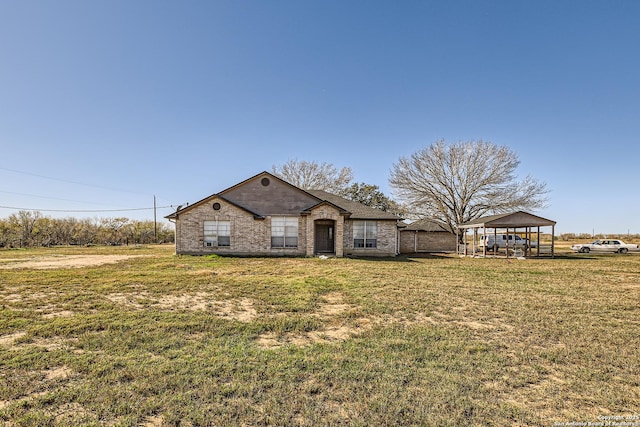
left=459, top=211, right=556, bottom=229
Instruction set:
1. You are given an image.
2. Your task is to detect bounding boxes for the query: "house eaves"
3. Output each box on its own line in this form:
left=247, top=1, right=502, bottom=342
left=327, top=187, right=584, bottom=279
left=306, top=190, right=401, bottom=221
left=164, top=193, right=265, bottom=220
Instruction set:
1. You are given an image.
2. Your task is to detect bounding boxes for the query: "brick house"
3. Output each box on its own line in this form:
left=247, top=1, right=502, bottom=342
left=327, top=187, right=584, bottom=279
left=165, top=171, right=402, bottom=257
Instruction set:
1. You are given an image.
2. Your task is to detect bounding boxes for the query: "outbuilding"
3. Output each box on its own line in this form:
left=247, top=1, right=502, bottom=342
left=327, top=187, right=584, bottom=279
left=399, top=219, right=457, bottom=253
left=458, top=211, right=557, bottom=258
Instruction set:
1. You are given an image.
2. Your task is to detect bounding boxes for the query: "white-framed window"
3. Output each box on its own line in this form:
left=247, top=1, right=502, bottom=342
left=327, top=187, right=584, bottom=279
left=271, top=216, right=298, bottom=248
left=204, top=220, right=230, bottom=247
left=353, top=220, right=377, bottom=248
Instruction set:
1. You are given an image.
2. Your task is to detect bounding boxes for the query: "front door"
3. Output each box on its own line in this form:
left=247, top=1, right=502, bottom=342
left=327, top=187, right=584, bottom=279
left=315, top=221, right=335, bottom=254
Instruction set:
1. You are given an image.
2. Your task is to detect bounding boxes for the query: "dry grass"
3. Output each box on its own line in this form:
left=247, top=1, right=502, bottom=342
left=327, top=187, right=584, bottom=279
left=0, top=244, right=639, bottom=425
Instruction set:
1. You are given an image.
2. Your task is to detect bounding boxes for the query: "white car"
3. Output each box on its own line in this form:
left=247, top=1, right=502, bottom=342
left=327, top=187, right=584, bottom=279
left=479, top=234, right=537, bottom=250
left=571, top=239, right=639, bottom=254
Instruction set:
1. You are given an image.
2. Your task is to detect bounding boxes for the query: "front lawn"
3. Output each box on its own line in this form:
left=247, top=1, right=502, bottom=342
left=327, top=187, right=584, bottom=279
left=1, top=246, right=638, bottom=425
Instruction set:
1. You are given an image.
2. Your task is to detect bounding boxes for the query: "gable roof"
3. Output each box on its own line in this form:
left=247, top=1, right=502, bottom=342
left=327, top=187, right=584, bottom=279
left=301, top=199, right=351, bottom=216
left=217, top=171, right=319, bottom=200
left=459, top=211, right=556, bottom=228
left=164, top=193, right=265, bottom=220
left=165, top=171, right=400, bottom=221
left=306, top=190, right=400, bottom=220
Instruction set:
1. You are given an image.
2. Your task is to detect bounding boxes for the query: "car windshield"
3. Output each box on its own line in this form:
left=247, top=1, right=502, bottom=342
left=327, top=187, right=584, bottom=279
left=591, top=240, right=601, bottom=245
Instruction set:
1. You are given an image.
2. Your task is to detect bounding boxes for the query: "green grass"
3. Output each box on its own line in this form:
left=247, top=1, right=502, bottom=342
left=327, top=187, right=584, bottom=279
left=1, top=245, right=639, bottom=426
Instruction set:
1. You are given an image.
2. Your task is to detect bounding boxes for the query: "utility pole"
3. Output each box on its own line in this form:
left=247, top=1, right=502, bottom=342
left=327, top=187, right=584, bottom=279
left=154, top=195, right=157, bottom=243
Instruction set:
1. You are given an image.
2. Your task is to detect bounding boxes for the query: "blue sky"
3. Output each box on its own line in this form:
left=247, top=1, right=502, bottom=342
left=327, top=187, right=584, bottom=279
left=1, top=0, right=639, bottom=234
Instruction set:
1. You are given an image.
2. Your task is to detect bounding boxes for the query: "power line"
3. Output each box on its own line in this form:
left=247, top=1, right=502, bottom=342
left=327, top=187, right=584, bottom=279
left=0, top=166, right=152, bottom=196
left=0, top=205, right=175, bottom=213
left=0, top=189, right=119, bottom=206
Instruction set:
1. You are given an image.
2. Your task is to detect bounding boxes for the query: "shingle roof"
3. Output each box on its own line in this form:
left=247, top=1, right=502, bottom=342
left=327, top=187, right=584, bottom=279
left=402, top=218, right=451, bottom=232
left=306, top=190, right=400, bottom=220
left=164, top=171, right=401, bottom=221
left=164, top=193, right=265, bottom=220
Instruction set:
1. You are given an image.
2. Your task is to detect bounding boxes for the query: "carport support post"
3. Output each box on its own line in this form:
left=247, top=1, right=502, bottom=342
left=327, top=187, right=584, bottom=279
left=551, top=225, right=555, bottom=258
left=506, top=227, right=510, bottom=259
left=483, top=226, right=487, bottom=257
left=472, top=228, right=477, bottom=256
left=537, top=227, right=541, bottom=257
left=463, top=229, right=468, bottom=255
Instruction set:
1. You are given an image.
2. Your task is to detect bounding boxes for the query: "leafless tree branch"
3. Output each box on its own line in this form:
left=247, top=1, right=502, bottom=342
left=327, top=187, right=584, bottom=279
left=390, top=140, right=549, bottom=234
left=272, top=159, right=354, bottom=194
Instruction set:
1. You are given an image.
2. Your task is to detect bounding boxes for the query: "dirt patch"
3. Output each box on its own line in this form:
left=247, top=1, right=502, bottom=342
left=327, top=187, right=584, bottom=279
left=257, top=292, right=376, bottom=349
left=106, top=292, right=258, bottom=322
left=33, top=336, right=80, bottom=351
left=316, top=292, right=352, bottom=316
left=143, top=415, right=165, bottom=427
left=43, top=366, right=73, bottom=381
left=43, top=310, right=75, bottom=319
left=1, top=293, right=23, bottom=303
left=217, top=298, right=257, bottom=322
left=106, top=292, right=147, bottom=309
left=0, top=331, right=26, bottom=347
left=257, top=319, right=375, bottom=349
left=157, top=293, right=210, bottom=311
left=0, top=255, right=145, bottom=270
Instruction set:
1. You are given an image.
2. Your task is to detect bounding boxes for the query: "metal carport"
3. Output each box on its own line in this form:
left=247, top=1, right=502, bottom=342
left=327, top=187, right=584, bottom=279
left=458, top=211, right=557, bottom=258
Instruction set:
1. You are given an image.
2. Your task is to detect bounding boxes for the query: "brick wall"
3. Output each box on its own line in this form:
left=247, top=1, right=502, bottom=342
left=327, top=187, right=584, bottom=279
left=175, top=198, right=306, bottom=256
left=174, top=197, right=399, bottom=257
left=399, top=230, right=457, bottom=253
left=343, top=220, right=398, bottom=257
left=304, top=204, right=344, bottom=257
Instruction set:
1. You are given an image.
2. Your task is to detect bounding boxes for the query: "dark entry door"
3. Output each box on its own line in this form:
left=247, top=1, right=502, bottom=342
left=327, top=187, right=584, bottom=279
left=315, top=222, right=335, bottom=254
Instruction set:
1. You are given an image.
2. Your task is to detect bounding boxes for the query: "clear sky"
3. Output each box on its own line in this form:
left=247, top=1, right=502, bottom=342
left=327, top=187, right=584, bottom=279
left=1, top=0, right=639, bottom=235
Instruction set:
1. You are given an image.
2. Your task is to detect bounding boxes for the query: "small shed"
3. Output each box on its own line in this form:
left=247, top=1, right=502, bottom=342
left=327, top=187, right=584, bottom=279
left=458, top=211, right=557, bottom=258
left=399, top=219, right=457, bottom=253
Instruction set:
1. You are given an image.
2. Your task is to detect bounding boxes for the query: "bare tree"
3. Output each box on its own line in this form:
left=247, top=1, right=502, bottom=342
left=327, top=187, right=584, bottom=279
left=389, top=140, right=548, bottom=235
left=272, top=160, right=353, bottom=194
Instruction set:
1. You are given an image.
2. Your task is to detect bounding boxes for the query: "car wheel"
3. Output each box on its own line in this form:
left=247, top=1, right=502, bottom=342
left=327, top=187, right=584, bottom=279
left=581, top=247, right=590, bottom=253
left=619, top=248, right=629, bottom=254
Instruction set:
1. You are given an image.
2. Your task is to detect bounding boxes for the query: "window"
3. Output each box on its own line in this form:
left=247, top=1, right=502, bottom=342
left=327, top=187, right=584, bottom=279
left=353, top=220, right=377, bottom=248
left=271, top=216, right=298, bottom=248
left=204, top=220, right=230, bottom=247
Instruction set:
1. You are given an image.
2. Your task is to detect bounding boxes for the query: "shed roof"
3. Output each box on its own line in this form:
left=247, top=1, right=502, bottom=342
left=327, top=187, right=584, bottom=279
left=459, top=211, right=556, bottom=229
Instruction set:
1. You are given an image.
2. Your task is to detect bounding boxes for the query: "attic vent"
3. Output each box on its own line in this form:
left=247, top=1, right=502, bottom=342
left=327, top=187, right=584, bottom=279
left=213, top=202, right=221, bottom=210
left=261, top=177, right=270, bottom=186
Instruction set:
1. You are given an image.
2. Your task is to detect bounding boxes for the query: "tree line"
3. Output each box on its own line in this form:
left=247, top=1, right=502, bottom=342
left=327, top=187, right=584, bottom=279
left=558, top=233, right=640, bottom=242
left=0, top=211, right=174, bottom=248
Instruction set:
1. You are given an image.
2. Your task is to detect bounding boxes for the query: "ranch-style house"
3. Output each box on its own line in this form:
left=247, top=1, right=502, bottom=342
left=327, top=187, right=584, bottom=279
left=166, top=171, right=402, bottom=257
